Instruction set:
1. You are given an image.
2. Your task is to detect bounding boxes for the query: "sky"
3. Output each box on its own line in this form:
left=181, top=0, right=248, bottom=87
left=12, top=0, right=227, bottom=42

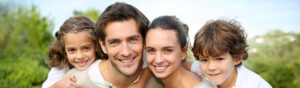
left=10, top=0, right=300, bottom=43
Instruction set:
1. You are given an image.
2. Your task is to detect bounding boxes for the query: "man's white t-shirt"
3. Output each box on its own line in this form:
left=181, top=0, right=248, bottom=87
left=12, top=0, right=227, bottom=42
left=191, top=61, right=272, bottom=88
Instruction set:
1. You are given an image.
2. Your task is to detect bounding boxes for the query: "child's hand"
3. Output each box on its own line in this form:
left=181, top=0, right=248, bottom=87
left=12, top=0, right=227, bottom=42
left=50, top=75, right=83, bottom=88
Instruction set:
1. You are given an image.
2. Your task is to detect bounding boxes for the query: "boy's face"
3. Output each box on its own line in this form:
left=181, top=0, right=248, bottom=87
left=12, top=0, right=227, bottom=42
left=99, top=18, right=143, bottom=76
left=64, top=31, right=96, bottom=71
left=198, top=52, right=240, bottom=85
left=145, top=28, right=186, bottom=79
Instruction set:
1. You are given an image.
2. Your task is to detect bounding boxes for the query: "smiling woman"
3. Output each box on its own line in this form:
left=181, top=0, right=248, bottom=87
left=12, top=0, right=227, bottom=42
left=145, top=15, right=214, bottom=88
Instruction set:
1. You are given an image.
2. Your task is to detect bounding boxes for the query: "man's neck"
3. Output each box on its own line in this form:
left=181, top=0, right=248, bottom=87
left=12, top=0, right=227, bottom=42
left=99, top=60, right=143, bottom=88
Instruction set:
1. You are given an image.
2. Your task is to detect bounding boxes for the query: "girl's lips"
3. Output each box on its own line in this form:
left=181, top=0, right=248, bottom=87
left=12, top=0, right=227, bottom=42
left=76, top=60, right=89, bottom=67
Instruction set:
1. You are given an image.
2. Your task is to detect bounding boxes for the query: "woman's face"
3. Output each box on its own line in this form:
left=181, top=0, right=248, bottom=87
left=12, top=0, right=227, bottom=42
left=146, top=28, right=186, bottom=79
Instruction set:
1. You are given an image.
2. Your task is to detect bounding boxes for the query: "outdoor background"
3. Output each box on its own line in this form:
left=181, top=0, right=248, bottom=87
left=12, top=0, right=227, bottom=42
left=0, top=0, right=299, bottom=88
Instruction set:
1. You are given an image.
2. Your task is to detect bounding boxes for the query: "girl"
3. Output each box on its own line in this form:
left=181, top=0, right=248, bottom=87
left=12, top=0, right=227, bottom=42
left=191, top=19, right=272, bottom=88
left=145, top=16, right=214, bottom=88
left=42, top=16, right=104, bottom=88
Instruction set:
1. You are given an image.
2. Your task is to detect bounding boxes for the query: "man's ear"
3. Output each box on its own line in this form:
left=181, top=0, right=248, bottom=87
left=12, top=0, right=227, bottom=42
left=234, top=53, right=244, bottom=65
left=181, top=45, right=188, bottom=61
left=99, top=40, right=107, bottom=54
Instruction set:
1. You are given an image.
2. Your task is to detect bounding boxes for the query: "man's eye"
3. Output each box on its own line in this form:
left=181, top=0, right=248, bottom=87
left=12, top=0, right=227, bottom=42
left=109, top=41, right=119, bottom=46
left=129, top=38, right=138, bottom=43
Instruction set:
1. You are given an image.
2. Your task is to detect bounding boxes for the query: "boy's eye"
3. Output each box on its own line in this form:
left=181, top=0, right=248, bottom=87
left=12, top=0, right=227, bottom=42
left=216, top=58, right=224, bottom=61
left=200, top=58, right=208, bottom=62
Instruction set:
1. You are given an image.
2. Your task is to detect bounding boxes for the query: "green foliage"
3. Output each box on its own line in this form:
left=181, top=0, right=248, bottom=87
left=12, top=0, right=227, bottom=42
left=246, top=29, right=300, bottom=88
left=0, top=3, right=53, bottom=87
left=73, top=8, right=101, bottom=21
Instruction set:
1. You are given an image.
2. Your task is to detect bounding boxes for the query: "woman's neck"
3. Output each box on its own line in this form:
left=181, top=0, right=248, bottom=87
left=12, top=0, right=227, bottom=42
left=162, top=65, right=201, bottom=88
left=162, top=66, right=183, bottom=88
left=219, top=68, right=238, bottom=88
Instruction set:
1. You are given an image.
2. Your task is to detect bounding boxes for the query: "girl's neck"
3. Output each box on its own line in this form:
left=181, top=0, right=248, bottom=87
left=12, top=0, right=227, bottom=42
left=219, top=68, right=238, bottom=88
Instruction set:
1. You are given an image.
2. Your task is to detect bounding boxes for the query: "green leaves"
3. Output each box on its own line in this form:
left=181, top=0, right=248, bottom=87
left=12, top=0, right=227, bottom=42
left=246, top=29, right=300, bottom=88
left=0, top=3, right=53, bottom=88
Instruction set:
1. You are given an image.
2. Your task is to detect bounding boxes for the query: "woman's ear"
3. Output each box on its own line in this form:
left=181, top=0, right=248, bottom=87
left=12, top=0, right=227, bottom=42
left=99, top=40, right=107, bottom=54
left=181, top=45, right=188, bottom=61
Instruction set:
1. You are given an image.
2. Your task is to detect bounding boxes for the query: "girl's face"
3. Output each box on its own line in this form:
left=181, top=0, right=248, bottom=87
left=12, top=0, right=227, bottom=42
left=146, top=28, right=186, bottom=79
left=64, top=31, right=96, bottom=71
left=198, top=52, right=240, bottom=85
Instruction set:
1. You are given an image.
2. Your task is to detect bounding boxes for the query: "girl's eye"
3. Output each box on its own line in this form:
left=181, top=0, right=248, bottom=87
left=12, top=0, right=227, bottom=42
left=67, top=48, right=76, bottom=53
left=84, top=47, right=90, bottom=50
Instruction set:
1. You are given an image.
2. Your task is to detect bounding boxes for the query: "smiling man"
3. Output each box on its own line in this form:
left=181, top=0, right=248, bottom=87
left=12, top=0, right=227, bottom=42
left=85, top=2, right=162, bottom=88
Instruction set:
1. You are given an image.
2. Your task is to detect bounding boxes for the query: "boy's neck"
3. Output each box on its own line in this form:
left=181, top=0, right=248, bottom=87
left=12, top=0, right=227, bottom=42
left=219, top=68, right=238, bottom=88
left=99, top=60, right=143, bottom=88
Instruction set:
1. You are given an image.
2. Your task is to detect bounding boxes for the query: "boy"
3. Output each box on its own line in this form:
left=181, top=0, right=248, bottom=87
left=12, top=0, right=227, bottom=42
left=191, top=19, right=272, bottom=88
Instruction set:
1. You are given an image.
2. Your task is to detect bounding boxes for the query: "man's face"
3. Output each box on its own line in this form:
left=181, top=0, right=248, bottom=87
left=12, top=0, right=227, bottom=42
left=99, top=18, right=143, bottom=76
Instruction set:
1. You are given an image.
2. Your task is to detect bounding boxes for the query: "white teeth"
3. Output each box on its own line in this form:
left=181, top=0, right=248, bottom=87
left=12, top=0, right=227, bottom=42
left=156, top=66, right=167, bottom=71
left=120, top=58, right=133, bottom=63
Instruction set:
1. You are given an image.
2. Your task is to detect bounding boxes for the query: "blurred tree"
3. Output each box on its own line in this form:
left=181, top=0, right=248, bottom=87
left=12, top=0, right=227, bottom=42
left=0, top=2, right=53, bottom=87
left=246, top=29, right=300, bottom=88
left=73, top=8, right=101, bottom=21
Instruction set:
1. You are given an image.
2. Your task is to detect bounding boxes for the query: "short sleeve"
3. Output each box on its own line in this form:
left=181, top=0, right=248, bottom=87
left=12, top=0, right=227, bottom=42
left=191, top=61, right=204, bottom=76
left=42, top=66, right=69, bottom=88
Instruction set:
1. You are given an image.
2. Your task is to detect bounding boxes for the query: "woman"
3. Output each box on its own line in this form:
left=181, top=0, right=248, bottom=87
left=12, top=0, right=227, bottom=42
left=145, top=16, right=214, bottom=88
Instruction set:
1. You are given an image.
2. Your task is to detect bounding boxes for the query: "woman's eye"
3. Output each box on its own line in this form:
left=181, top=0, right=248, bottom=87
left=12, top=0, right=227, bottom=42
left=164, top=49, right=173, bottom=53
left=146, top=49, right=155, bottom=54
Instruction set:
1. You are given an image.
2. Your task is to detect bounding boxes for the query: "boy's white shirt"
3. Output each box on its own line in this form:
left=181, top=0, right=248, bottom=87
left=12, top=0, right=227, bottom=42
left=191, top=61, right=272, bottom=88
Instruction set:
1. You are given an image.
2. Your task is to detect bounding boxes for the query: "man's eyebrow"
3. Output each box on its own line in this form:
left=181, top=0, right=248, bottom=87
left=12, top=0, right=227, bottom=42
left=107, top=38, right=119, bottom=42
left=128, top=35, right=140, bottom=38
